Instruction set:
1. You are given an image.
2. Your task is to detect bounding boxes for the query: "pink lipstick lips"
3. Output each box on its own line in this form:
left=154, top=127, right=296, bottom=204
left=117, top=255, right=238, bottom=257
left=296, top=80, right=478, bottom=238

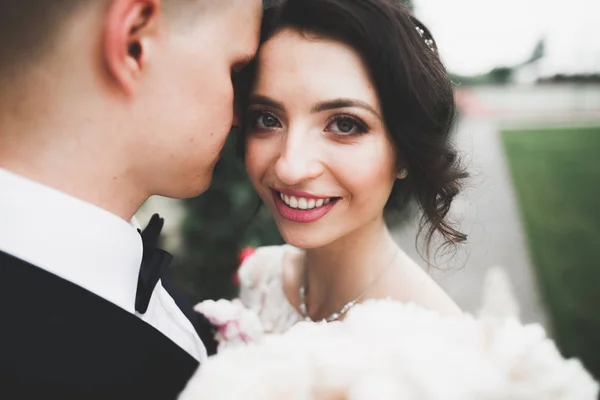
left=272, top=189, right=340, bottom=223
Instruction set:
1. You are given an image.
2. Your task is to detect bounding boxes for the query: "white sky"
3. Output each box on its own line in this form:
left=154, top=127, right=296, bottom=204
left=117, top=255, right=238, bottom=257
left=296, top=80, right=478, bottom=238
left=415, top=0, right=600, bottom=76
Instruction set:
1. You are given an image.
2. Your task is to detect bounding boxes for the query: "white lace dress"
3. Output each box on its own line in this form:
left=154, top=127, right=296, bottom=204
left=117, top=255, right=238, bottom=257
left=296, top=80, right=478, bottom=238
left=237, top=245, right=303, bottom=334
left=193, top=245, right=303, bottom=350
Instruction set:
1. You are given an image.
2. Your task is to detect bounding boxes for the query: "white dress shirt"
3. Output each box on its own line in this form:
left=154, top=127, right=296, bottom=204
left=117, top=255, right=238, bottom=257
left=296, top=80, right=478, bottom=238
left=0, top=168, right=207, bottom=362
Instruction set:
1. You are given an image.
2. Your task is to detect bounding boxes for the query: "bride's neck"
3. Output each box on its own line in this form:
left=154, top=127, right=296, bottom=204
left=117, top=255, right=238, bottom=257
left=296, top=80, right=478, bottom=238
left=303, top=216, right=397, bottom=319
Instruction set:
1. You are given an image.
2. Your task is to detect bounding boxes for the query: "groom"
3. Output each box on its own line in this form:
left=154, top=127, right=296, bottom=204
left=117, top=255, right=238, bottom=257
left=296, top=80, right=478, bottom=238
left=0, top=0, right=261, bottom=398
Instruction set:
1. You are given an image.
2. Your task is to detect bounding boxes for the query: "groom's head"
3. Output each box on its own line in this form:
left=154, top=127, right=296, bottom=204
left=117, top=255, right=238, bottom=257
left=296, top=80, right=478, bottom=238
left=0, top=0, right=261, bottom=201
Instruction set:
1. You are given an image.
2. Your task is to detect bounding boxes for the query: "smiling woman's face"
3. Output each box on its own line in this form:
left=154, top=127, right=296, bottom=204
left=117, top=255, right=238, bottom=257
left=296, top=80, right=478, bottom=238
left=244, top=28, right=400, bottom=249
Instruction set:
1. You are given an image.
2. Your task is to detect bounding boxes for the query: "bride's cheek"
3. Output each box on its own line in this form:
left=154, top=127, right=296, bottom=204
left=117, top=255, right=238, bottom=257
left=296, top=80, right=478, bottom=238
left=245, top=140, right=269, bottom=184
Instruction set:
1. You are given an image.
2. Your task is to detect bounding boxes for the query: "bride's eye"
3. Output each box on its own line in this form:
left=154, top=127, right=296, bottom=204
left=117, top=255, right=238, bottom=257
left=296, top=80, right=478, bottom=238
left=325, top=115, right=369, bottom=136
left=249, top=111, right=282, bottom=130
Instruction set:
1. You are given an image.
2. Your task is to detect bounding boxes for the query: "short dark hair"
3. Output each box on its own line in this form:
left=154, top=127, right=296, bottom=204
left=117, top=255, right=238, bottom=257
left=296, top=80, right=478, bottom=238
left=237, top=0, right=467, bottom=259
left=0, top=0, right=270, bottom=80
left=0, top=0, right=88, bottom=76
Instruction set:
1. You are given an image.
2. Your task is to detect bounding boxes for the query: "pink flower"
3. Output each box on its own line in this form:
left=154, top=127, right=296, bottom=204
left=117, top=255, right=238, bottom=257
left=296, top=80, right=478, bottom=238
left=194, top=299, right=264, bottom=351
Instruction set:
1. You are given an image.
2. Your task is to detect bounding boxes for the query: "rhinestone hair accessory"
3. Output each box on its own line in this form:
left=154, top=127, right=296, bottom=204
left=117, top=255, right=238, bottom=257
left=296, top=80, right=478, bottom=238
left=416, top=26, right=436, bottom=52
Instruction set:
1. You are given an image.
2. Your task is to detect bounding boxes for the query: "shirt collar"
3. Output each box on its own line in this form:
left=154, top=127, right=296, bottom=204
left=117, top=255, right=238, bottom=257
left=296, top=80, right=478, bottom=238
left=0, top=168, right=143, bottom=313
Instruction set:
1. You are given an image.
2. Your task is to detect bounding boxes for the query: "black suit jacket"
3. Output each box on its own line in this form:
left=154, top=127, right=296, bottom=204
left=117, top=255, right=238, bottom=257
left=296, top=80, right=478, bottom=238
left=0, top=251, right=211, bottom=399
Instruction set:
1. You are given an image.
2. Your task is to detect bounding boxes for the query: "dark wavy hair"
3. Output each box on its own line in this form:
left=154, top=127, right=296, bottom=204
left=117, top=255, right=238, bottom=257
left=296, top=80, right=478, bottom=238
left=237, top=0, right=467, bottom=260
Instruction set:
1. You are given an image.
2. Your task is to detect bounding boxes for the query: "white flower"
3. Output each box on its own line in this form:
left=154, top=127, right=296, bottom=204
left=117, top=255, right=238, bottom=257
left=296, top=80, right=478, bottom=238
left=182, top=300, right=598, bottom=400
left=194, top=299, right=264, bottom=351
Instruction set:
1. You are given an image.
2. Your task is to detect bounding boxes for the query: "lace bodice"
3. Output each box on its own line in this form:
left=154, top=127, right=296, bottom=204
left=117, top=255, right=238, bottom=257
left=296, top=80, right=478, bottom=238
left=237, top=245, right=303, bottom=333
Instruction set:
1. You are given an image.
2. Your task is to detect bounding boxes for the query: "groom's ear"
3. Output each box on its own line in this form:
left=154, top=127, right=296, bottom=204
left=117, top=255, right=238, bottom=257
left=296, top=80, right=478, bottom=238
left=103, top=0, right=161, bottom=95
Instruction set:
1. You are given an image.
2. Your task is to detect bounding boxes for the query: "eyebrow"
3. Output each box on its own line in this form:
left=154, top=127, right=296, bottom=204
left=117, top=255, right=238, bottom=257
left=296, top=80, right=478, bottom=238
left=248, top=95, right=381, bottom=118
left=312, top=98, right=381, bottom=118
left=233, top=55, right=256, bottom=72
left=248, top=95, right=285, bottom=110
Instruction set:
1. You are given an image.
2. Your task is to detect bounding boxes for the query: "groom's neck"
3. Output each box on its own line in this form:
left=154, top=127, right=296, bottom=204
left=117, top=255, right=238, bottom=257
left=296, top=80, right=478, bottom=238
left=0, top=96, right=149, bottom=222
left=0, top=146, right=148, bottom=222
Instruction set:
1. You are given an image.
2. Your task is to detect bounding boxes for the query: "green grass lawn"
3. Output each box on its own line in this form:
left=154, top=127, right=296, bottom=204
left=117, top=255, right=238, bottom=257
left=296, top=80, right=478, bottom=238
left=501, top=125, right=600, bottom=380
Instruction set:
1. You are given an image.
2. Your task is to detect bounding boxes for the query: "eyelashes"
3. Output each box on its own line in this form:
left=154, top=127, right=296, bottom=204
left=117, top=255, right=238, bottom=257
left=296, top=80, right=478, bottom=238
left=248, top=110, right=282, bottom=130
left=246, top=108, right=370, bottom=137
left=325, top=114, right=369, bottom=136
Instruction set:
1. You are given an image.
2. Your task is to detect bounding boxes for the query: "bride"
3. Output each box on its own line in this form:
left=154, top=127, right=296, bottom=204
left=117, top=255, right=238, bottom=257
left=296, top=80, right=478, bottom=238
left=183, top=2, right=599, bottom=397
left=205, top=0, right=467, bottom=336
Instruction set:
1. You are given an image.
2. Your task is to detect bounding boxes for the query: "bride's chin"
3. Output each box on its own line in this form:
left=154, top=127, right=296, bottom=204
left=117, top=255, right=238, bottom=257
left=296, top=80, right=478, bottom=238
left=277, top=226, right=333, bottom=250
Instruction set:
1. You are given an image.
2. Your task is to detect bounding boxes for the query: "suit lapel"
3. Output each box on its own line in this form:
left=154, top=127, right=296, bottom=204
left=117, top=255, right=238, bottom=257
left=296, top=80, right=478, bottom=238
left=0, top=251, right=199, bottom=399
left=160, top=267, right=218, bottom=356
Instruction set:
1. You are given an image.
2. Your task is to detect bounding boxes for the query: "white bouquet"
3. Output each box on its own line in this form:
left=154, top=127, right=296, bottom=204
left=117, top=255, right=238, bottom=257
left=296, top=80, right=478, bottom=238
left=182, top=268, right=598, bottom=399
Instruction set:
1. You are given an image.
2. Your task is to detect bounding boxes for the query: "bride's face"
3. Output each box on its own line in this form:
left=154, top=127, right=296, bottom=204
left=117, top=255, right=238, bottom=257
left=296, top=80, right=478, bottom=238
left=245, top=28, right=398, bottom=248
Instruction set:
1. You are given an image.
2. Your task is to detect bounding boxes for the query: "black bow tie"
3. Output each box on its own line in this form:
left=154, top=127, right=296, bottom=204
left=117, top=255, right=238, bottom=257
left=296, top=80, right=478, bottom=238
left=135, top=214, right=173, bottom=314
left=134, top=214, right=220, bottom=356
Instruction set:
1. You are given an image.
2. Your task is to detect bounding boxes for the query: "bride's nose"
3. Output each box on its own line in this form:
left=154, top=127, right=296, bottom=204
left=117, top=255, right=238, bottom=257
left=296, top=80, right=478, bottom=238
left=274, top=130, right=324, bottom=186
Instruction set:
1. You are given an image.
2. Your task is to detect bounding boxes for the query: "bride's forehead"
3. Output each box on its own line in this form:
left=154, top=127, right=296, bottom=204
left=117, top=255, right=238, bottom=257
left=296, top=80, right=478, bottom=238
left=254, top=31, right=380, bottom=108
left=259, top=29, right=360, bottom=67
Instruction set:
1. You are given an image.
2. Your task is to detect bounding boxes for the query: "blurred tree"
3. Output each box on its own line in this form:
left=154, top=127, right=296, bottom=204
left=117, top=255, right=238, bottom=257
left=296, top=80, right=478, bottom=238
left=450, top=38, right=546, bottom=86
left=539, top=73, right=600, bottom=83
left=487, top=66, right=514, bottom=84
left=525, top=39, right=545, bottom=64
left=171, top=135, right=283, bottom=304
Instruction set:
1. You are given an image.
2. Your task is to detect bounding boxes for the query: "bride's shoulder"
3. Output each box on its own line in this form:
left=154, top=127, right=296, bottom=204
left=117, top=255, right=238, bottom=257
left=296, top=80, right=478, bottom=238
left=238, top=244, right=303, bottom=290
left=384, top=249, right=463, bottom=317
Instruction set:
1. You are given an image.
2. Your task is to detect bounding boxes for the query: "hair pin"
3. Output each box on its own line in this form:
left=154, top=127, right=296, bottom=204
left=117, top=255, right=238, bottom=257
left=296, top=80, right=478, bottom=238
left=415, top=26, right=436, bottom=52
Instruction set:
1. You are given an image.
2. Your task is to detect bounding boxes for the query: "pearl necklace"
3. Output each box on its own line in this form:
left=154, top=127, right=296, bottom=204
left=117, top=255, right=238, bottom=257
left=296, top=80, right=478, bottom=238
left=299, top=249, right=399, bottom=323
